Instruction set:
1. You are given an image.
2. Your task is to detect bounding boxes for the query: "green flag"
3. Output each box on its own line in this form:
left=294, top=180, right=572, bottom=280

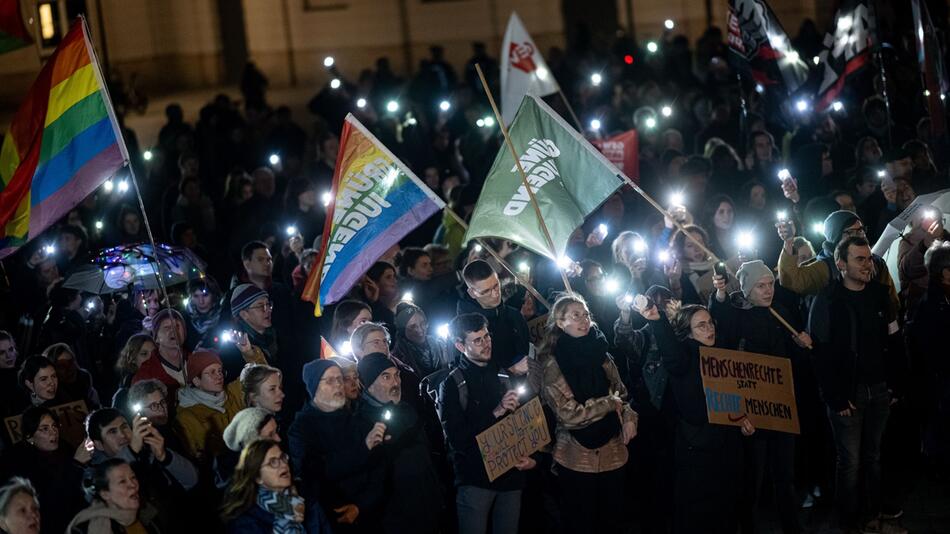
left=465, top=95, right=624, bottom=260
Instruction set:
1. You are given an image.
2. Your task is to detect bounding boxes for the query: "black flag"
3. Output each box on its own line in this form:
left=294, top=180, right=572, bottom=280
left=814, top=0, right=875, bottom=112
left=727, top=0, right=808, bottom=95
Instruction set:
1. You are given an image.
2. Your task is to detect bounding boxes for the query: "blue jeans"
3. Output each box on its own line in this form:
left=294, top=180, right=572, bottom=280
left=456, top=485, right=522, bottom=534
left=828, top=382, right=890, bottom=527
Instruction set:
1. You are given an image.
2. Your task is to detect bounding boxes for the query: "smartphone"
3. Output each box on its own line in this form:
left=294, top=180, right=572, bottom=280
left=714, top=262, right=727, bottom=278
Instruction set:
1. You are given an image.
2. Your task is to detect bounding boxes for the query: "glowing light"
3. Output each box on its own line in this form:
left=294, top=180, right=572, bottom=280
left=736, top=231, right=755, bottom=251
left=321, top=191, right=332, bottom=206
left=924, top=209, right=937, bottom=220
left=85, top=300, right=95, bottom=310
left=535, top=67, right=549, bottom=80
left=644, top=117, right=657, bottom=129
left=924, top=89, right=931, bottom=97
left=483, top=116, right=495, bottom=127
left=664, top=19, right=675, bottom=30
left=401, top=291, right=414, bottom=302
left=143, top=149, right=153, bottom=161
left=778, top=168, right=791, bottom=181
left=646, top=41, right=658, bottom=54
left=474, top=244, right=483, bottom=253
left=597, top=223, right=608, bottom=237
left=832, top=101, right=843, bottom=112
left=605, top=277, right=620, bottom=294
left=661, top=105, right=672, bottom=117
left=837, top=15, right=853, bottom=32
left=623, top=54, right=634, bottom=65
left=330, top=78, right=341, bottom=89
left=786, top=51, right=800, bottom=63
left=517, top=385, right=527, bottom=396
left=632, top=238, right=648, bottom=254
left=557, top=255, right=574, bottom=270
left=405, top=117, right=418, bottom=126
left=795, top=99, right=808, bottom=112
left=776, top=210, right=788, bottom=221
left=182, top=297, right=190, bottom=308
left=386, top=100, right=399, bottom=113
left=221, top=331, right=233, bottom=343
left=476, top=119, right=485, bottom=127
left=132, top=403, right=143, bottom=414
left=669, top=192, right=685, bottom=206
left=341, top=340, right=353, bottom=355
left=658, top=250, right=671, bottom=263
left=755, top=84, right=765, bottom=94
left=812, top=222, right=825, bottom=235
left=117, top=180, right=129, bottom=193
left=623, top=294, right=634, bottom=304
left=942, top=94, right=947, bottom=102
left=323, top=56, right=335, bottom=67
left=518, top=262, right=530, bottom=273
left=356, top=98, right=367, bottom=109
left=268, top=153, right=280, bottom=165
left=436, top=324, right=450, bottom=339
left=439, top=100, right=451, bottom=111
left=383, top=410, right=392, bottom=421
left=877, top=169, right=887, bottom=178
left=812, top=56, right=820, bottom=65
left=95, top=220, right=103, bottom=230
left=589, top=118, right=601, bottom=131
left=103, top=180, right=114, bottom=193
left=43, top=244, right=56, bottom=255
left=590, top=73, right=602, bottom=86
left=286, top=225, right=298, bottom=236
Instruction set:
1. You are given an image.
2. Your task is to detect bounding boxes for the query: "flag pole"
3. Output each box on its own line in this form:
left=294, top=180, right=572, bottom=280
left=476, top=63, right=573, bottom=293
left=554, top=84, right=584, bottom=132
left=443, top=207, right=552, bottom=309
left=616, top=172, right=807, bottom=345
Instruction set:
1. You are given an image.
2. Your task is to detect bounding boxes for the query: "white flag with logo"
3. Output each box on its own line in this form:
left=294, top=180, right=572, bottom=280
left=501, top=12, right=559, bottom=125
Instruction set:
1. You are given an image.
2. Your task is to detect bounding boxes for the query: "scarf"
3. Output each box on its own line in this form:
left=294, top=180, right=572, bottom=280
left=178, top=387, right=227, bottom=413
left=242, top=319, right=279, bottom=363
left=187, top=301, right=221, bottom=335
left=393, top=334, right=443, bottom=377
left=553, top=325, right=621, bottom=449
left=256, top=486, right=305, bottom=534
left=65, top=502, right=137, bottom=534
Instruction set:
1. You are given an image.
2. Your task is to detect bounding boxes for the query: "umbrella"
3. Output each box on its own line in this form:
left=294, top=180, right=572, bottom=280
left=872, top=189, right=950, bottom=294
left=64, top=242, right=207, bottom=294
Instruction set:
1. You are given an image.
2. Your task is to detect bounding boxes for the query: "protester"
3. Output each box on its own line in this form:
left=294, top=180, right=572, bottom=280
left=328, top=300, right=373, bottom=352
left=182, top=279, right=222, bottom=349
left=0, top=478, right=41, bottom=534
left=68, top=459, right=161, bottom=534
left=327, top=356, right=361, bottom=407
left=41, top=343, right=100, bottom=409
left=132, top=309, right=189, bottom=402
left=349, top=322, right=391, bottom=359
left=458, top=260, right=530, bottom=374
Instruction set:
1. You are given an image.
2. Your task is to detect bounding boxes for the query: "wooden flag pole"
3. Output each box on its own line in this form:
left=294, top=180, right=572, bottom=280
left=443, top=207, right=551, bottom=309
left=475, top=63, right=573, bottom=293
left=616, top=173, right=807, bottom=345
left=554, top=84, right=584, bottom=133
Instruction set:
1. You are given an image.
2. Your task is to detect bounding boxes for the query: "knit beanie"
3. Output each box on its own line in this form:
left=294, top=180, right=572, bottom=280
left=186, top=350, right=222, bottom=383
left=223, top=407, right=270, bottom=451
left=394, top=303, right=423, bottom=331
left=230, top=284, right=268, bottom=317
left=736, top=260, right=775, bottom=298
left=357, top=353, right=395, bottom=389
left=822, top=210, right=860, bottom=246
left=302, top=359, right=339, bottom=400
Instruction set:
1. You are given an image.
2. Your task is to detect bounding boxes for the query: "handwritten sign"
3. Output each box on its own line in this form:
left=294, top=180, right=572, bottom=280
left=476, top=396, right=551, bottom=481
left=5, top=400, right=89, bottom=447
left=527, top=313, right=548, bottom=345
left=699, top=347, right=799, bottom=434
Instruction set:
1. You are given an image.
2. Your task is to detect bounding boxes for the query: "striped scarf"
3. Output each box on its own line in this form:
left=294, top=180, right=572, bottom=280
left=256, top=487, right=305, bottom=534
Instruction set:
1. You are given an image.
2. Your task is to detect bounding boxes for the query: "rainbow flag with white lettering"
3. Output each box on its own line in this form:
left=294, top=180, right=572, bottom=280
left=0, top=17, right=127, bottom=258
left=302, top=114, right=445, bottom=316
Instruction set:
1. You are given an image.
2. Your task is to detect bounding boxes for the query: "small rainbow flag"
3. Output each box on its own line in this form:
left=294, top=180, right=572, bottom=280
left=301, top=114, right=445, bottom=316
left=0, top=17, right=126, bottom=258
left=319, top=337, right=339, bottom=359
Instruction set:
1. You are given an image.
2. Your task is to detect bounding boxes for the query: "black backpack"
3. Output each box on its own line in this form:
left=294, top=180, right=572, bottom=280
left=421, top=366, right=468, bottom=420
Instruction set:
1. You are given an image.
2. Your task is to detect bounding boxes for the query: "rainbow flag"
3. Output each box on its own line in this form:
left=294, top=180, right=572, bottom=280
left=0, top=18, right=126, bottom=258
left=0, top=0, right=31, bottom=54
left=302, top=114, right=445, bottom=316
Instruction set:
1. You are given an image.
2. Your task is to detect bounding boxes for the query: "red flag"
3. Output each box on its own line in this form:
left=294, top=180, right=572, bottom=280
left=592, top=130, right=639, bottom=184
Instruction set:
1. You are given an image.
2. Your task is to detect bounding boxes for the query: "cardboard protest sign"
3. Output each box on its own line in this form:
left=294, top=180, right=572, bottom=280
left=5, top=400, right=89, bottom=447
left=476, top=396, right=551, bottom=482
left=699, top=347, right=799, bottom=434
left=527, top=313, right=548, bottom=345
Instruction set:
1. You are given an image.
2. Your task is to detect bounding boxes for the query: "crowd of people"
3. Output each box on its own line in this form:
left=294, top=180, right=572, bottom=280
left=0, top=12, right=948, bottom=534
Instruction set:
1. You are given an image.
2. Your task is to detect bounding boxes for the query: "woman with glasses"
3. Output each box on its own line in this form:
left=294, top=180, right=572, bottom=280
left=640, top=300, right=755, bottom=533
left=221, top=439, right=331, bottom=533
left=539, top=294, right=638, bottom=533
left=0, top=407, right=86, bottom=534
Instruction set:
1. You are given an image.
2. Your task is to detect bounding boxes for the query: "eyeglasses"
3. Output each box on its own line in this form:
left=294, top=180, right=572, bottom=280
left=36, top=423, right=59, bottom=434
left=363, top=337, right=388, bottom=349
left=842, top=225, right=866, bottom=237
left=321, top=376, right=344, bottom=386
left=248, top=302, right=274, bottom=312
left=693, top=320, right=715, bottom=331
left=263, top=452, right=289, bottom=469
left=144, top=400, right=167, bottom=412
left=466, top=332, right=492, bottom=348
left=470, top=282, right=501, bottom=297
left=564, top=311, right=591, bottom=322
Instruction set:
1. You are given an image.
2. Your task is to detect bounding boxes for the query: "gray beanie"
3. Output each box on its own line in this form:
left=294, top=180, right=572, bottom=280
left=737, top=260, right=775, bottom=298
left=223, top=407, right=271, bottom=452
left=822, top=210, right=860, bottom=245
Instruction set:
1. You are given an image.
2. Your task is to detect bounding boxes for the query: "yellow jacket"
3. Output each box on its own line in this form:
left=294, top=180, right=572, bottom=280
left=174, top=380, right=245, bottom=463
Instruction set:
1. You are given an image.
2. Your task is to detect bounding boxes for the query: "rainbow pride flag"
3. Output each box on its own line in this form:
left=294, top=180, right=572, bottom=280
left=0, top=17, right=126, bottom=258
left=0, top=0, right=31, bottom=54
left=302, top=114, right=445, bottom=316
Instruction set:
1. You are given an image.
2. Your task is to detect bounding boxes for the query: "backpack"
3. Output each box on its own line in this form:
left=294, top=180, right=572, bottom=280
left=421, top=366, right=468, bottom=419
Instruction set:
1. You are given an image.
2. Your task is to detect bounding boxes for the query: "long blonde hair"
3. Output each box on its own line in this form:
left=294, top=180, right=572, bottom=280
left=538, top=293, right=590, bottom=360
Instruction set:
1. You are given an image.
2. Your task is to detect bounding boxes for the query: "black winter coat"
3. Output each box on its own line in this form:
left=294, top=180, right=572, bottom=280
left=456, top=294, right=529, bottom=370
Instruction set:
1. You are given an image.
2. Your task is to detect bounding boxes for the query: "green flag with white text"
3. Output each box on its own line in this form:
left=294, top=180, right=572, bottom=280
left=465, top=95, right=625, bottom=260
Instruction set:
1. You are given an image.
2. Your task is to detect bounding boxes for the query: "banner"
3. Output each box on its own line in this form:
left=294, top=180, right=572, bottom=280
left=592, top=129, right=639, bottom=183
left=699, top=347, right=799, bottom=434
left=500, top=12, right=558, bottom=125
left=0, top=0, right=31, bottom=54
left=727, top=0, right=808, bottom=95
left=465, top=95, right=624, bottom=260
left=476, top=396, right=551, bottom=482
left=301, top=114, right=445, bottom=316
left=527, top=313, right=548, bottom=345
left=0, top=17, right=127, bottom=258
left=5, top=400, right=89, bottom=447
left=814, top=0, right=875, bottom=111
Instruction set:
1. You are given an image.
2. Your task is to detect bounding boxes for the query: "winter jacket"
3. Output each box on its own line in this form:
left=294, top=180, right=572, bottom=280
left=709, top=292, right=798, bottom=359
left=132, top=350, right=189, bottom=404
left=173, top=380, right=245, bottom=463
left=0, top=443, right=86, bottom=534
left=651, top=313, right=714, bottom=426
left=456, top=293, right=530, bottom=370
left=613, top=316, right=665, bottom=413
left=225, top=502, right=331, bottom=534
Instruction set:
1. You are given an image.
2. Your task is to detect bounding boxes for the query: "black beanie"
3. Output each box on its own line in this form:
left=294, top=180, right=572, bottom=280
left=357, top=353, right=396, bottom=389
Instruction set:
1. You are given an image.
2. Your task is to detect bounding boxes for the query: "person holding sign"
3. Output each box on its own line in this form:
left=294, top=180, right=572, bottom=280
left=710, top=260, right=809, bottom=534
left=643, top=299, right=755, bottom=534
left=439, top=313, right=534, bottom=534
left=538, top=294, right=637, bottom=534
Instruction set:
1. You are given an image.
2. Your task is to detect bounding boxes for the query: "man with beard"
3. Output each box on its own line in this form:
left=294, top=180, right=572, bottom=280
left=289, top=359, right=386, bottom=531
left=808, top=237, right=907, bottom=534
left=351, top=353, right=442, bottom=533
